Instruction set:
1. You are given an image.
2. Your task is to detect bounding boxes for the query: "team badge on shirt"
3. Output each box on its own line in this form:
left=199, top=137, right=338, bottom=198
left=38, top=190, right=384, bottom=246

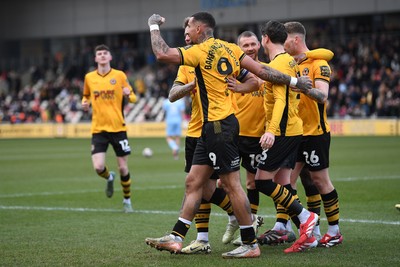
left=320, top=66, right=331, bottom=77
left=110, top=78, right=116, bottom=85
left=302, top=68, right=309, bottom=76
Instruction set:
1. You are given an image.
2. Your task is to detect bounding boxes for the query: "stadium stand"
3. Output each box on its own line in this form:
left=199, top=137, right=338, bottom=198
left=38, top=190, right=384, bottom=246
left=0, top=14, right=399, bottom=124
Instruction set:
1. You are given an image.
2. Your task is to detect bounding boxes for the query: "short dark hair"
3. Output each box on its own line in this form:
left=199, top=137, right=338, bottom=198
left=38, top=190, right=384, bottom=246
left=191, top=12, right=216, bottom=29
left=284, top=21, right=306, bottom=36
left=237, top=31, right=258, bottom=44
left=94, top=44, right=110, bottom=54
left=260, top=20, right=287, bottom=44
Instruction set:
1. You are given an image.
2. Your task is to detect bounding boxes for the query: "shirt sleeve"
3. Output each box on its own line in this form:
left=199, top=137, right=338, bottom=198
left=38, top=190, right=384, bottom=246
left=82, top=74, right=91, bottom=104
left=178, top=45, right=200, bottom=68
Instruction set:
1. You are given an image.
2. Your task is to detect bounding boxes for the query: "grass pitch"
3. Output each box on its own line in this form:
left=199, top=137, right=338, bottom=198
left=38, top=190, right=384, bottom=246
left=0, top=136, right=399, bottom=266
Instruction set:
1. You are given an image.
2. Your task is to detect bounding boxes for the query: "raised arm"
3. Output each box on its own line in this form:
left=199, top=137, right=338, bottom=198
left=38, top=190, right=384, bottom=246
left=294, top=48, right=334, bottom=63
left=304, top=48, right=334, bottom=61
left=148, top=14, right=181, bottom=64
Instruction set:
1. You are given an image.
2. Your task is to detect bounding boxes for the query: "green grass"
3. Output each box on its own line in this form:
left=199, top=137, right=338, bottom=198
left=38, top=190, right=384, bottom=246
left=0, top=137, right=399, bottom=266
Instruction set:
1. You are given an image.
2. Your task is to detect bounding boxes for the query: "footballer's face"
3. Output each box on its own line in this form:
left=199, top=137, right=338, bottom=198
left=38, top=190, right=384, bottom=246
left=95, top=50, right=112, bottom=65
left=284, top=33, right=297, bottom=56
left=261, top=35, right=270, bottom=58
left=186, top=17, right=202, bottom=44
left=238, top=35, right=260, bottom=61
left=184, top=27, right=193, bottom=45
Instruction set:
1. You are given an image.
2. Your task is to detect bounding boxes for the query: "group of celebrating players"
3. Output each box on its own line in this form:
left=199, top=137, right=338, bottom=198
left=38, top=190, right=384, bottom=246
left=80, top=11, right=343, bottom=259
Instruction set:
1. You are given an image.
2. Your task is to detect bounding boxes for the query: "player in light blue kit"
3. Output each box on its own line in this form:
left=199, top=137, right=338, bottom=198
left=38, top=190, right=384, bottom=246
left=163, top=97, right=186, bottom=159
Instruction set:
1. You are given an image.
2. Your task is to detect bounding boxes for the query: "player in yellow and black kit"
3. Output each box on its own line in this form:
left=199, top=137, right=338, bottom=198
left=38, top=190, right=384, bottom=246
left=223, top=31, right=267, bottom=246
left=177, top=28, right=269, bottom=254
left=229, top=21, right=319, bottom=254
left=145, top=12, right=313, bottom=258
left=284, top=21, right=343, bottom=248
left=167, top=21, right=238, bottom=255
left=258, top=47, right=335, bottom=246
left=82, top=44, right=137, bottom=213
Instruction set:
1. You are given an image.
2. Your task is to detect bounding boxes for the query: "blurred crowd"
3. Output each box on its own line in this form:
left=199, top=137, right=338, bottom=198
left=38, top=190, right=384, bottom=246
left=327, top=33, right=400, bottom=118
left=0, top=19, right=399, bottom=124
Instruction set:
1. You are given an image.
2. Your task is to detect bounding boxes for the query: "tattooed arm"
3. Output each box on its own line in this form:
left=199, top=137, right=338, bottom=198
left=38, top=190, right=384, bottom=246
left=240, top=55, right=312, bottom=91
left=148, top=14, right=181, bottom=64
left=169, top=79, right=196, bottom=102
left=300, top=80, right=329, bottom=103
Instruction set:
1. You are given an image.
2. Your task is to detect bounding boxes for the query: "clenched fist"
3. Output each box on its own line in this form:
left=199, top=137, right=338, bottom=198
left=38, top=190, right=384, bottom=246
left=148, top=14, right=165, bottom=27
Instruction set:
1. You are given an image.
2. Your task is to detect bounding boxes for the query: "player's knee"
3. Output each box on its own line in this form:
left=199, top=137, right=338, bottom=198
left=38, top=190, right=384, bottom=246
left=246, top=179, right=256, bottom=189
left=118, top=165, right=129, bottom=176
left=94, top=165, right=105, bottom=174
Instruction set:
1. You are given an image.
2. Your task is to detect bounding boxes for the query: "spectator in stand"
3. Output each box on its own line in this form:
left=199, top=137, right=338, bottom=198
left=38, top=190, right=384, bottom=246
left=0, top=18, right=399, bottom=123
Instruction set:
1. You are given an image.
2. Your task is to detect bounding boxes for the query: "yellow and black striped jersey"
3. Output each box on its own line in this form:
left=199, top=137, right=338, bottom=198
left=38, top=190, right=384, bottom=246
left=298, top=58, right=331, bottom=135
left=235, top=62, right=267, bottom=137
left=178, top=37, right=246, bottom=122
left=82, top=68, right=136, bottom=134
left=174, top=65, right=202, bottom=138
left=264, top=53, right=303, bottom=136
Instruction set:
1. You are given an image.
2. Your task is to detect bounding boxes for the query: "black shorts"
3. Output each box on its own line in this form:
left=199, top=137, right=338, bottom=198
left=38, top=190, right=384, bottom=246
left=91, top=131, right=131, bottom=157
left=193, top=114, right=240, bottom=175
left=239, top=136, right=263, bottom=174
left=297, top=132, right=330, bottom=171
left=184, top=136, right=198, bottom=173
left=257, top=135, right=302, bottom=172
left=185, top=136, right=219, bottom=179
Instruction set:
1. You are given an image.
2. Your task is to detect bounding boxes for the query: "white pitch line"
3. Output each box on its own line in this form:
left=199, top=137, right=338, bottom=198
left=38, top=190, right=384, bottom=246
left=0, top=190, right=100, bottom=198
left=0, top=205, right=118, bottom=213
left=0, top=205, right=399, bottom=226
left=1, top=174, right=400, bottom=199
left=0, top=185, right=183, bottom=198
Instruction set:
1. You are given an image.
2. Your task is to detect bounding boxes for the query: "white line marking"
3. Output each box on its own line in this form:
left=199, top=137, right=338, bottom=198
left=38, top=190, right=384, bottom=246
left=0, top=185, right=183, bottom=198
left=2, top=174, right=400, bottom=199
left=0, top=205, right=398, bottom=226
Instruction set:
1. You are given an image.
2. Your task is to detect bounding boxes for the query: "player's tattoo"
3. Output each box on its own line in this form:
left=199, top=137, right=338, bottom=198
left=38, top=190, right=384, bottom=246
left=169, top=88, right=185, bottom=102
left=197, top=29, right=213, bottom=43
left=150, top=31, right=169, bottom=56
left=258, top=65, right=290, bottom=85
left=304, top=88, right=326, bottom=103
left=169, top=83, right=192, bottom=102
